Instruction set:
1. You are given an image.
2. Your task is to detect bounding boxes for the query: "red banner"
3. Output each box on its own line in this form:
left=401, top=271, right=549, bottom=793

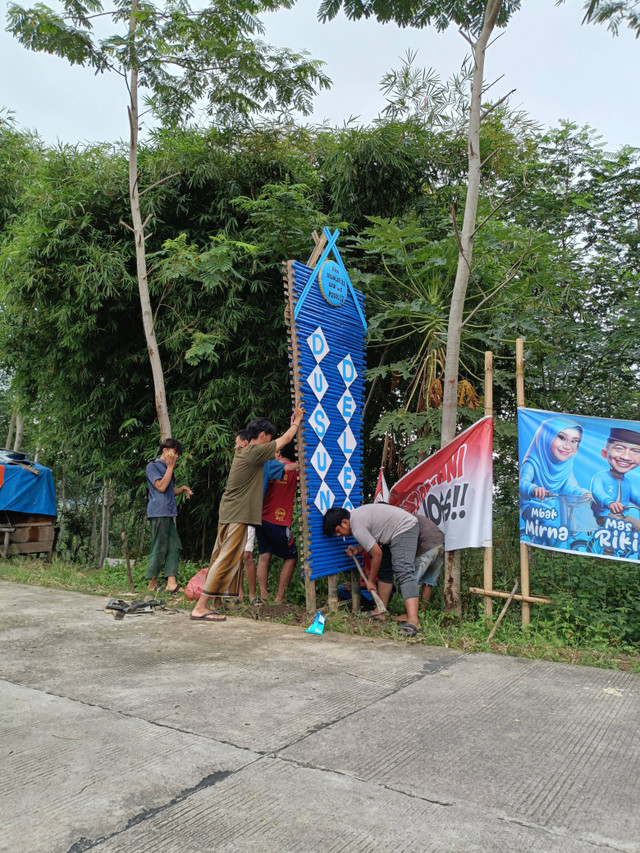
left=389, top=417, right=493, bottom=550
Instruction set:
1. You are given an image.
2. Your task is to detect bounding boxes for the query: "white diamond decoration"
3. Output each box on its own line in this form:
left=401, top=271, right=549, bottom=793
left=337, top=354, right=357, bottom=387
left=310, top=443, right=332, bottom=480
left=337, top=390, right=356, bottom=423
left=342, top=497, right=355, bottom=511
left=338, top=425, right=356, bottom=459
left=314, top=482, right=335, bottom=514
left=307, top=365, right=328, bottom=402
left=307, top=327, right=329, bottom=364
left=310, top=403, right=330, bottom=440
left=338, top=462, right=357, bottom=495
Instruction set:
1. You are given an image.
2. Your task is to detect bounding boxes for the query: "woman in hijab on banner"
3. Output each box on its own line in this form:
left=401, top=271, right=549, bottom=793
left=519, top=416, right=591, bottom=546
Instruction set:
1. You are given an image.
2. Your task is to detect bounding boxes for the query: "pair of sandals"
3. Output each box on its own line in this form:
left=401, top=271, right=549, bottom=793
left=105, top=598, right=163, bottom=619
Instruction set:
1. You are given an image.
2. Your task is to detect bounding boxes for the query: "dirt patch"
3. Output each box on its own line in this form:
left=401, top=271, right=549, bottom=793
left=253, top=603, right=307, bottom=623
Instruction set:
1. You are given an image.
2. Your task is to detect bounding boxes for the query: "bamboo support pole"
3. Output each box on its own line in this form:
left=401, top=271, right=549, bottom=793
left=284, top=260, right=315, bottom=613
left=351, top=568, right=361, bottom=613
left=327, top=574, right=338, bottom=610
left=487, top=579, right=519, bottom=642
left=484, top=351, right=494, bottom=620
left=469, top=587, right=551, bottom=605
left=516, top=337, right=530, bottom=627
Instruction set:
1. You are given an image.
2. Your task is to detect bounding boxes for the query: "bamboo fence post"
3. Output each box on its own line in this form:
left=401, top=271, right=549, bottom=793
left=327, top=574, right=338, bottom=610
left=484, top=351, right=494, bottom=620
left=351, top=568, right=361, bottom=613
left=516, top=337, right=530, bottom=627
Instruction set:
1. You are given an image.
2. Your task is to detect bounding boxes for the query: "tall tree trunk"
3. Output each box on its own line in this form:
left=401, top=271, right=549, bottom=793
left=12, top=414, right=24, bottom=452
left=441, top=0, right=503, bottom=616
left=89, top=494, right=99, bottom=563
left=99, top=478, right=112, bottom=567
left=5, top=412, right=16, bottom=448
left=58, top=468, right=67, bottom=556
left=127, top=0, right=172, bottom=440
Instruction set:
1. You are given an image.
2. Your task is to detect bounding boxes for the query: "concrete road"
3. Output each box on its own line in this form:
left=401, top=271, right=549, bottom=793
left=1, top=580, right=638, bottom=852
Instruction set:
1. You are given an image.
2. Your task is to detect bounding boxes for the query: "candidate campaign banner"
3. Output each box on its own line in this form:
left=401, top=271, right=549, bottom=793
left=389, top=416, right=493, bottom=550
left=518, top=408, right=640, bottom=563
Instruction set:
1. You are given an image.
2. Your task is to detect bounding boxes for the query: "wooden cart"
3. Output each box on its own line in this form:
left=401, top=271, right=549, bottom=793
left=1, top=511, right=56, bottom=558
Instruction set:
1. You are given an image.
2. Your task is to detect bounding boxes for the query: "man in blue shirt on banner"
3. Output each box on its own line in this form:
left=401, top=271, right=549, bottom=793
left=591, top=428, right=640, bottom=532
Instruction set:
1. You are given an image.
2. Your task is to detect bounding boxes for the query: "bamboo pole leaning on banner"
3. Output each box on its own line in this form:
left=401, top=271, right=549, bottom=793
left=284, top=259, right=315, bottom=613
left=484, top=351, right=494, bottom=620
left=516, top=337, right=530, bottom=627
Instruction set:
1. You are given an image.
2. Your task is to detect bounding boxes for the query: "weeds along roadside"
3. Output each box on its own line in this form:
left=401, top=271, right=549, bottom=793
left=1, top=553, right=638, bottom=673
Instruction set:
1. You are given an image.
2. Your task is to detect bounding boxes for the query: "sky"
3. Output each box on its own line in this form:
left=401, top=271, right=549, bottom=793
left=1, top=0, right=639, bottom=151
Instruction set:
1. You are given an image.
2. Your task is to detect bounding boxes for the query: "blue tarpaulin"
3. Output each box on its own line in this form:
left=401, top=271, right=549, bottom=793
left=0, top=458, right=57, bottom=516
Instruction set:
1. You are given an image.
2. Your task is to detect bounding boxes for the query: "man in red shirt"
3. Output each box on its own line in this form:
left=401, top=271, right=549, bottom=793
left=255, top=442, right=299, bottom=604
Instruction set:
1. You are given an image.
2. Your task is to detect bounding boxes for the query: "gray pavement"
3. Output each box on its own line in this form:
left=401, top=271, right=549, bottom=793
left=1, top=580, right=638, bottom=853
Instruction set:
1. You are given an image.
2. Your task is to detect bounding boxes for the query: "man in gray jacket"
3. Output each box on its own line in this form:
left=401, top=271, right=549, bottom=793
left=323, top=503, right=422, bottom=636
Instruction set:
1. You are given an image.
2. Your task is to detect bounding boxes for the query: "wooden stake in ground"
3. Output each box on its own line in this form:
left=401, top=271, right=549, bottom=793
left=121, top=531, right=135, bottom=594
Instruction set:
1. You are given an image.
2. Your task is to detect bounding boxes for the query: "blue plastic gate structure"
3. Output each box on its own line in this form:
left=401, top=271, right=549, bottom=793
left=284, top=229, right=367, bottom=582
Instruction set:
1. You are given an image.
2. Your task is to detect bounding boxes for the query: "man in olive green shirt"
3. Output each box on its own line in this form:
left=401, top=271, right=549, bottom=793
left=191, top=407, right=303, bottom=622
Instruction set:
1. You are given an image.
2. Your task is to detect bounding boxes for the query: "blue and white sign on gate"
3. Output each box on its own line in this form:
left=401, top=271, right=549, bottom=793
left=286, top=228, right=366, bottom=581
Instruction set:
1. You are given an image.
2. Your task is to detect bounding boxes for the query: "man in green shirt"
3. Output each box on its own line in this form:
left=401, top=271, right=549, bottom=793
left=191, top=407, right=304, bottom=622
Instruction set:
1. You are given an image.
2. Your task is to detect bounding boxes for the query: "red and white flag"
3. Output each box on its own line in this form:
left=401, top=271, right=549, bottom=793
left=389, top=416, right=493, bottom=550
left=373, top=467, right=389, bottom=503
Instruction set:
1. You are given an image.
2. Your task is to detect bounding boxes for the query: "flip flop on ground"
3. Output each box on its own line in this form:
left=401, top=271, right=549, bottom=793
left=164, top=585, right=183, bottom=594
left=398, top=622, right=419, bottom=637
left=190, top=611, right=226, bottom=622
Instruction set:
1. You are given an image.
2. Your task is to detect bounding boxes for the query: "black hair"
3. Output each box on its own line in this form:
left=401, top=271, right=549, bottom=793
left=159, top=438, right=183, bottom=455
left=245, top=417, right=276, bottom=440
left=236, top=428, right=249, bottom=442
left=279, top=441, right=297, bottom=461
left=322, top=507, right=350, bottom=537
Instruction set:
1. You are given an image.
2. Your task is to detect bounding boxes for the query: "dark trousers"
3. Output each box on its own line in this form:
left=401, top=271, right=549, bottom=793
left=146, top=517, right=181, bottom=579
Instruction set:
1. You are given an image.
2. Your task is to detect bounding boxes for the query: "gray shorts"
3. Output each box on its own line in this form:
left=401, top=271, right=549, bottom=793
left=415, top=545, right=444, bottom=587
left=389, top=525, right=420, bottom=601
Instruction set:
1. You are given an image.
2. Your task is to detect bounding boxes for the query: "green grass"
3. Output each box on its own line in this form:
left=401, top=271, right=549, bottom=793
left=1, top=554, right=638, bottom=673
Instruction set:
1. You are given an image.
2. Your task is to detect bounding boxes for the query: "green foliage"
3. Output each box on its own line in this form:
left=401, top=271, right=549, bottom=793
left=579, top=0, right=640, bottom=37
left=1, top=56, right=639, bottom=649
left=317, top=0, right=522, bottom=34
left=7, top=0, right=331, bottom=125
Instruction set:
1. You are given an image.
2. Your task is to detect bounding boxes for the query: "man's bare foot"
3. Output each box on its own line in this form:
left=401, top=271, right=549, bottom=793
left=147, top=580, right=160, bottom=592
left=367, top=610, right=386, bottom=620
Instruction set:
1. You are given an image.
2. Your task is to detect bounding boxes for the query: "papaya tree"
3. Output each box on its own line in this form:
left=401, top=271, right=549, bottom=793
left=318, top=0, right=522, bottom=614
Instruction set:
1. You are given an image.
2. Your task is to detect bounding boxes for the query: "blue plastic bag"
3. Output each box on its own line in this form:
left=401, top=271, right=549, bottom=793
left=305, top=611, right=326, bottom=635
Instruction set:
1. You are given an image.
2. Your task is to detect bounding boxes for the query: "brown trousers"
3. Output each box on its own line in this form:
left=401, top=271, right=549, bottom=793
left=201, top=522, right=247, bottom=597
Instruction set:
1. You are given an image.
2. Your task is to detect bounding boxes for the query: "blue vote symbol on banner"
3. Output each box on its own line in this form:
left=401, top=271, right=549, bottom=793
left=292, top=228, right=366, bottom=580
